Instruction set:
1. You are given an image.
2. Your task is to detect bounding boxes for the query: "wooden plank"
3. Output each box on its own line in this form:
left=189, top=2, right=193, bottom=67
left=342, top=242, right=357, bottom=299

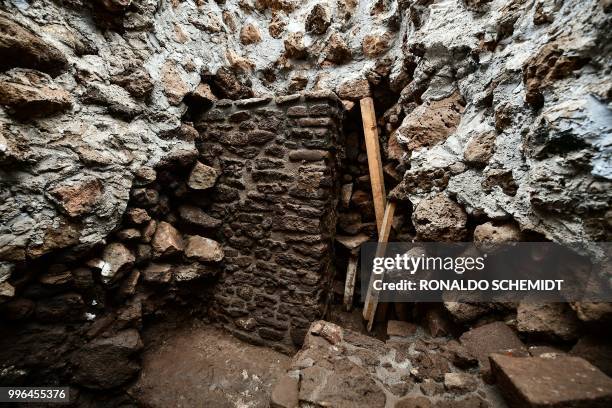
left=343, top=254, right=358, bottom=311
left=359, top=97, right=386, bottom=234
left=363, top=201, right=396, bottom=331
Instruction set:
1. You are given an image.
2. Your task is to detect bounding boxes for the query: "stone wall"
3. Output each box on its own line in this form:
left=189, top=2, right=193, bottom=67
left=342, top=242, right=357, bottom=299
left=194, top=92, right=344, bottom=352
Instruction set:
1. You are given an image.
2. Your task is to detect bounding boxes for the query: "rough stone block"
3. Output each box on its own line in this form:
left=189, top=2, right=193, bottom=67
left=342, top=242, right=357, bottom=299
left=490, top=354, right=612, bottom=408
left=459, top=321, right=527, bottom=381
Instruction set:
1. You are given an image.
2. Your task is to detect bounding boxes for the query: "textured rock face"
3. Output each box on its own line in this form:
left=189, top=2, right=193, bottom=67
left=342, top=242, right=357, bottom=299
left=0, top=0, right=609, bottom=279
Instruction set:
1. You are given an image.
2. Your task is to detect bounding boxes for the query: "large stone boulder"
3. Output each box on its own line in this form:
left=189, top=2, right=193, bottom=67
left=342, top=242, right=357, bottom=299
left=99, top=243, right=135, bottom=284
left=151, top=221, right=184, bottom=257
left=490, top=354, right=612, bottom=408
left=412, top=194, right=468, bottom=241
left=184, top=235, right=224, bottom=262
left=516, top=303, right=581, bottom=341
left=459, top=321, right=527, bottom=381
left=72, top=329, right=143, bottom=390
left=187, top=162, right=219, bottom=190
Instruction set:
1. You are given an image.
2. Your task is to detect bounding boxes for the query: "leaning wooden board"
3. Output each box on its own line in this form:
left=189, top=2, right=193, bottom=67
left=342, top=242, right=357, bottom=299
left=359, top=97, right=387, bottom=233
left=363, top=201, right=396, bottom=331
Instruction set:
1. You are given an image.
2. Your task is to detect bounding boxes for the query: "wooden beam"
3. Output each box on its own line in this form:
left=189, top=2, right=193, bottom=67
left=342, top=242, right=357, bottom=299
left=359, top=97, right=386, bottom=234
left=363, top=201, right=396, bottom=331
left=343, top=254, right=358, bottom=311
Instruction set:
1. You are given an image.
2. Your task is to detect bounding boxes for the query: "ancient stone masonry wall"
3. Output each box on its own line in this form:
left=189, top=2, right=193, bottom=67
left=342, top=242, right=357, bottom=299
left=195, top=92, right=344, bottom=353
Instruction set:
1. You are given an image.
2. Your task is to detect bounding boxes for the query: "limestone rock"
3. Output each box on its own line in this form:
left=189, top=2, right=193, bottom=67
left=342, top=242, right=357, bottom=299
left=387, top=131, right=404, bottom=161
left=340, top=183, right=353, bottom=208
left=284, top=32, right=307, bottom=59
left=444, top=372, right=478, bottom=393
left=178, top=205, right=222, bottom=228
left=72, top=329, right=143, bottom=390
left=464, top=0, right=493, bottom=13
left=82, top=82, right=141, bottom=119
left=0, top=69, right=72, bottom=118
left=0, top=281, right=15, bottom=301
left=110, top=67, right=154, bottom=98
left=337, top=78, right=371, bottom=101
left=324, top=32, right=351, bottom=64
left=211, top=67, right=254, bottom=99
left=473, top=222, right=521, bottom=251
left=187, top=162, right=219, bottom=190
left=362, top=32, right=393, bottom=57
left=99, top=243, right=135, bottom=284
left=48, top=178, right=103, bottom=218
left=0, top=12, right=68, bottom=76
left=517, top=303, right=581, bottom=341
left=397, top=92, right=464, bottom=151
left=269, top=13, right=287, bottom=38
left=184, top=235, right=224, bottom=262
left=570, top=302, right=612, bottom=323
left=151, top=221, right=184, bottom=257
left=412, top=194, right=468, bottom=241
left=126, top=208, right=150, bottom=225
left=463, top=131, right=496, bottom=167
left=190, top=83, right=217, bottom=105
left=444, top=302, right=492, bottom=323
left=523, top=42, right=589, bottom=107
left=161, top=60, right=190, bottom=106
left=305, top=4, right=331, bottom=35
left=490, top=354, right=612, bottom=408
left=142, top=220, right=157, bottom=243
left=240, top=23, right=262, bottom=44
left=424, top=306, right=455, bottom=337
left=310, top=320, right=343, bottom=345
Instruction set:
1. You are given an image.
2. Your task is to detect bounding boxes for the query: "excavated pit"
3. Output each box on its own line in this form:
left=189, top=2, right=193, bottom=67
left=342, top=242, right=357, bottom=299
left=0, top=0, right=611, bottom=407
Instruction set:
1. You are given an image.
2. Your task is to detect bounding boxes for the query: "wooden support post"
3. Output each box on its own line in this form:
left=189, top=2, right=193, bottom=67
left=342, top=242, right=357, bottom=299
left=360, top=97, right=386, bottom=234
left=343, top=254, right=358, bottom=311
left=363, top=201, right=396, bottom=331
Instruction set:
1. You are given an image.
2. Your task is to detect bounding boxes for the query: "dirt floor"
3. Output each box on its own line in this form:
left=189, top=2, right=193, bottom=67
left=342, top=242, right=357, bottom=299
left=128, top=319, right=291, bottom=408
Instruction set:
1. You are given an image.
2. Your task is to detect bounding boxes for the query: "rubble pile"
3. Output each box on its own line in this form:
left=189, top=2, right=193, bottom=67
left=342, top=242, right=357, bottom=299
left=271, top=321, right=612, bottom=408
